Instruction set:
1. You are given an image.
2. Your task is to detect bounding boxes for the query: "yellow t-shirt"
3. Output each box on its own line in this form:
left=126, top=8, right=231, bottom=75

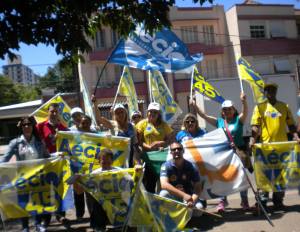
left=135, top=119, right=173, bottom=145
left=251, top=101, right=295, bottom=142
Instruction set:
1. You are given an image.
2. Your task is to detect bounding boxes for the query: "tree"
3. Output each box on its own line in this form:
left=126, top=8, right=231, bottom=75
left=0, top=0, right=212, bottom=60
left=39, top=58, right=78, bottom=93
left=0, top=75, right=41, bottom=106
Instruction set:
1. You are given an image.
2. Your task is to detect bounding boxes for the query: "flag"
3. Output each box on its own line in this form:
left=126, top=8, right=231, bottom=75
left=253, top=141, right=300, bottom=192
left=150, top=70, right=182, bottom=124
left=118, top=66, right=139, bottom=117
left=142, top=149, right=168, bottom=178
left=78, top=61, right=97, bottom=127
left=30, top=94, right=72, bottom=127
left=109, top=26, right=203, bottom=73
left=128, top=183, right=193, bottom=232
left=192, top=66, right=225, bottom=104
left=0, top=158, right=73, bottom=220
left=166, top=129, right=249, bottom=199
left=237, top=57, right=265, bottom=103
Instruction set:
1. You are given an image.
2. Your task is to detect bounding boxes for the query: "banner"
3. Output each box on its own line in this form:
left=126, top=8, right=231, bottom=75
left=56, top=131, right=130, bottom=173
left=30, top=93, right=72, bottom=127
left=150, top=70, right=182, bottom=124
left=0, top=158, right=73, bottom=220
left=165, top=129, right=249, bottom=199
left=109, top=26, right=203, bottom=73
left=192, top=66, right=225, bottom=104
left=78, top=60, right=98, bottom=127
left=128, top=184, right=192, bottom=231
left=78, top=168, right=142, bottom=226
left=118, top=66, right=139, bottom=117
left=237, top=57, right=266, bottom=103
left=253, top=141, right=300, bottom=192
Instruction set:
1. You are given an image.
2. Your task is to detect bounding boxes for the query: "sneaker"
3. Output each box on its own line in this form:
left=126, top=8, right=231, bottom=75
left=241, top=200, right=250, bottom=211
left=36, top=224, right=47, bottom=232
left=195, top=201, right=204, bottom=210
left=217, top=200, right=225, bottom=213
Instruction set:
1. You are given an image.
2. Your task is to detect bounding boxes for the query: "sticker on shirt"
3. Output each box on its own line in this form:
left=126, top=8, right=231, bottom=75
left=265, top=111, right=282, bottom=118
left=170, top=175, right=177, bottom=182
left=228, top=124, right=235, bottom=132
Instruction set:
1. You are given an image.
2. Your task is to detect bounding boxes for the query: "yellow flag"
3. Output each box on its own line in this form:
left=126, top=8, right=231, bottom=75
left=30, top=94, right=72, bottom=127
left=237, top=57, right=266, bottom=103
left=118, top=66, right=139, bottom=117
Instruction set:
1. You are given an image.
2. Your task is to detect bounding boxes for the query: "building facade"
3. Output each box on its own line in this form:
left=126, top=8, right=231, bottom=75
left=2, top=55, right=39, bottom=85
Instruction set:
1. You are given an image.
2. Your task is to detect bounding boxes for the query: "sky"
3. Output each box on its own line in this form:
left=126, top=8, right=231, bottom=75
left=0, top=0, right=299, bottom=76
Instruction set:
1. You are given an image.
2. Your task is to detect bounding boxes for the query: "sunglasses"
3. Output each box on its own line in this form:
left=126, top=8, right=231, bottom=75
left=171, top=147, right=183, bottom=152
left=22, top=123, right=32, bottom=127
left=132, top=115, right=141, bottom=119
left=185, top=120, right=195, bottom=124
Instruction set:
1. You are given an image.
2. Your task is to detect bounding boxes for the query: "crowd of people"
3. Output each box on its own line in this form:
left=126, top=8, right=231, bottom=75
left=2, top=83, right=300, bottom=232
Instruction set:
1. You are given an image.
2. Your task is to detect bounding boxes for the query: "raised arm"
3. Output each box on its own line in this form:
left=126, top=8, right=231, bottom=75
left=239, top=92, right=248, bottom=124
left=190, top=99, right=217, bottom=127
left=91, top=94, right=113, bottom=130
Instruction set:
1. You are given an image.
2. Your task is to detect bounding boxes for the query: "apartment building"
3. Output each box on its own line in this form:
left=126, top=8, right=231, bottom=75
left=226, top=2, right=300, bottom=77
left=79, top=5, right=232, bottom=118
left=2, top=55, right=39, bottom=85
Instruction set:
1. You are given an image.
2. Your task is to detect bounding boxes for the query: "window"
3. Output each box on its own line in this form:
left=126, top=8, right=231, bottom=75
left=180, top=26, right=198, bottom=44
left=297, top=23, right=300, bottom=38
left=253, top=57, right=271, bottom=75
left=95, top=30, right=106, bottom=49
left=270, top=21, right=285, bottom=38
left=206, top=59, right=218, bottom=79
left=203, top=25, right=215, bottom=45
left=250, top=25, right=265, bottom=38
left=96, top=66, right=109, bottom=87
left=274, top=57, right=291, bottom=74
left=114, top=65, right=122, bottom=83
left=111, top=31, right=120, bottom=47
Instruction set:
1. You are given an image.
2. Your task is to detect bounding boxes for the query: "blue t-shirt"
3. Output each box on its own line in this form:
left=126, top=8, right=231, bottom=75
left=216, top=115, right=244, bottom=147
left=176, top=129, right=206, bottom=143
left=160, top=159, right=200, bottom=195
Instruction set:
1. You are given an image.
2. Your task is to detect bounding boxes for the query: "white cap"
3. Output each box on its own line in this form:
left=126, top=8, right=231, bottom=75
left=70, top=107, right=84, bottom=116
left=147, top=102, right=161, bottom=111
left=113, top=103, right=126, bottom=111
left=221, top=100, right=234, bottom=108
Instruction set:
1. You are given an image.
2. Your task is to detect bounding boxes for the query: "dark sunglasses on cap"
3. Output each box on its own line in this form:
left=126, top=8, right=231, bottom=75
left=22, top=123, right=32, bottom=127
left=185, top=120, right=195, bottom=124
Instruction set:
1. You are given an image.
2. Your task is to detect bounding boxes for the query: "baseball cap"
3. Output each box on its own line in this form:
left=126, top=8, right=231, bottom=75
left=147, top=102, right=161, bottom=111
left=70, top=107, right=84, bottom=116
left=264, top=83, right=278, bottom=90
left=113, top=103, right=126, bottom=111
left=221, top=100, right=234, bottom=108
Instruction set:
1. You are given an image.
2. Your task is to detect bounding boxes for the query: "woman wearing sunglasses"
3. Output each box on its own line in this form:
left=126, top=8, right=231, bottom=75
left=190, top=92, right=252, bottom=213
left=1, top=116, right=49, bottom=232
left=176, top=113, right=206, bottom=143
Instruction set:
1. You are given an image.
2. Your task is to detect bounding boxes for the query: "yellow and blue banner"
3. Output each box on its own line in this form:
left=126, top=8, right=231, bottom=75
left=56, top=131, right=130, bottom=174
left=78, top=168, right=143, bottom=226
left=30, top=93, right=72, bottom=127
left=150, top=70, right=182, bottom=124
left=192, top=66, right=225, bottom=104
left=0, top=158, right=73, bottom=220
left=253, top=141, right=300, bottom=192
left=237, top=57, right=266, bottom=103
left=128, top=184, right=192, bottom=231
left=118, top=66, right=139, bottom=117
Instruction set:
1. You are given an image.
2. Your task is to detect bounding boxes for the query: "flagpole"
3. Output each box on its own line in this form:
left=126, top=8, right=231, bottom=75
left=236, top=56, right=244, bottom=93
left=148, top=70, right=153, bottom=102
left=190, top=65, right=196, bottom=101
left=112, top=66, right=125, bottom=107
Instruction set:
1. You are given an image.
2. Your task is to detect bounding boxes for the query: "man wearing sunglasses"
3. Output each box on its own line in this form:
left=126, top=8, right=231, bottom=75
left=159, top=142, right=203, bottom=213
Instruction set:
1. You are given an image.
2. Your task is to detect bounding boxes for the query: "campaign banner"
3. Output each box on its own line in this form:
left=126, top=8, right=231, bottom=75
left=253, top=141, right=300, bottom=192
left=109, top=26, right=203, bottom=73
left=149, top=70, right=182, bottom=124
left=166, top=129, right=249, bottom=199
left=0, top=158, right=73, bottom=220
left=56, top=131, right=130, bottom=173
left=128, top=184, right=192, bottom=232
left=78, top=168, right=142, bottom=226
left=192, top=66, right=225, bottom=104
left=30, top=93, right=72, bottom=127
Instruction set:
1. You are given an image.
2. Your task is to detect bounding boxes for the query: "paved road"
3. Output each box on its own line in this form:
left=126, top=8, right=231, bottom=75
left=2, top=189, right=300, bottom=232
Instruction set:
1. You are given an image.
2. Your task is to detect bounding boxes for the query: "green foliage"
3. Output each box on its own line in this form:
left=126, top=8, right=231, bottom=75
left=0, top=75, right=41, bottom=106
left=0, top=0, right=212, bottom=60
left=39, top=58, right=78, bottom=93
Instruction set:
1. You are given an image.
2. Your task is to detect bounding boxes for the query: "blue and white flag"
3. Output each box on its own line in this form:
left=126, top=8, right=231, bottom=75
left=109, top=27, right=203, bottom=73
